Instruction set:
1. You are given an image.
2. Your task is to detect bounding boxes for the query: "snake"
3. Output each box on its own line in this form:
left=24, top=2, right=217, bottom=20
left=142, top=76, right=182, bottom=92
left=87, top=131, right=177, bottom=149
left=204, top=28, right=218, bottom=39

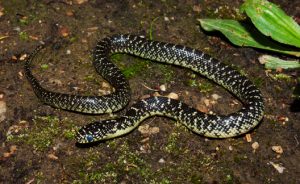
left=25, top=34, right=264, bottom=144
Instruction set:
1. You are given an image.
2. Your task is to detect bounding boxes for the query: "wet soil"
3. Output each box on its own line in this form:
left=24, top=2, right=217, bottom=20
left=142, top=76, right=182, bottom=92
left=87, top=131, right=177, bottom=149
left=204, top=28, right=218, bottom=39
left=0, top=0, right=299, bottom=183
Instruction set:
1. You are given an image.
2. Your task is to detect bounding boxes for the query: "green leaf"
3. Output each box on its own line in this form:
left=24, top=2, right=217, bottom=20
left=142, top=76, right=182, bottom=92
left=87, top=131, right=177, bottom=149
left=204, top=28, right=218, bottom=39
left=241, top=0, right=300, bottom=48
left=198, top=19, right=300, bottom=56
left=258, top=55, right=300, bottom=69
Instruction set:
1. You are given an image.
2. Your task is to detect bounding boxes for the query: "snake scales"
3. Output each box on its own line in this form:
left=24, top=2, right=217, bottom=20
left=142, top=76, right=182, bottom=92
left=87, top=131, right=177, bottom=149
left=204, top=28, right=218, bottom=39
left=25, top=34, right=264, bottom=144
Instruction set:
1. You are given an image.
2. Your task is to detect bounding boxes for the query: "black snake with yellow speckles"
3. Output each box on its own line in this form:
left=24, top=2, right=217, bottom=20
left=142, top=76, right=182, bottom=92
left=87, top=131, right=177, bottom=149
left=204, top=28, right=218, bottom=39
left=25, top=34, right=264, bottom=144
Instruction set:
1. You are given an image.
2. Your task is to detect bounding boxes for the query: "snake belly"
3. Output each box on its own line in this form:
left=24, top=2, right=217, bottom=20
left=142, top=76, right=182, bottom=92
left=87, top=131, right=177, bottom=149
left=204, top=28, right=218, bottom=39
left=25, top=34, right=264, bottom=144
left=75, top=34, right=264, bottom=143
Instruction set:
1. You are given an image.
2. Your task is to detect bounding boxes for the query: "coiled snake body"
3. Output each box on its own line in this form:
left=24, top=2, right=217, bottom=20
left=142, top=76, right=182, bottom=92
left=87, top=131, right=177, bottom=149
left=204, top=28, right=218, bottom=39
left=25, top=34, right=264, bottom=143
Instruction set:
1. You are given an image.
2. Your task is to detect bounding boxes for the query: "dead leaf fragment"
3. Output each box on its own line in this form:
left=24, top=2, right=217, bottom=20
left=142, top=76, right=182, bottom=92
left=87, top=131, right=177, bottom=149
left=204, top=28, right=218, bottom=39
left=59, top=26, right=70, bottom=37
left=0, top=100, right=7, bottom=122
left=74, top=0, right=88, bottom=4
left=47, top=153, right=59, bottom=160
left=193, top=5, right=202, bottom=13
left=138, top=124, right=160, bottom=136
left=269, top=161, right=285, bottom=173
left=66, top=10, right=74, bottom=16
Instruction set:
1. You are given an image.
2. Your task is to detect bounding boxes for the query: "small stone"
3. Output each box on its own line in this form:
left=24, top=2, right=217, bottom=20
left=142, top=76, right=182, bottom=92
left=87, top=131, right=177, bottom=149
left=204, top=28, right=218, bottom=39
left=18, top=71, right=24, bottom=79
left=66, top=49, right=71, bottom=55
left=272, top=145, right=283, bottom=154
left=245, top=134, right=252, bottom=142
left=252, top=142, right=259, bottom=150
left=11, top=55, right=17, bottom=61
left=164, top=17, right=169, bottom=21
left=158, top=158, right=165, bottom=163
left=167, top=92, right=179, bottom=100
left=228, top=146, right=233, bottom=151
left=19, top=54, right=27, bottom=61
left=159, top=84, right=166, bottom=92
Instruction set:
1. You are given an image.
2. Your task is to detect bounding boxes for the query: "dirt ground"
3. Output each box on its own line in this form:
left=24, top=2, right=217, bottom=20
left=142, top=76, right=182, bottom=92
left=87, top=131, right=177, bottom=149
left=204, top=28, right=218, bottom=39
left=0, top=0, right=299, bottom=183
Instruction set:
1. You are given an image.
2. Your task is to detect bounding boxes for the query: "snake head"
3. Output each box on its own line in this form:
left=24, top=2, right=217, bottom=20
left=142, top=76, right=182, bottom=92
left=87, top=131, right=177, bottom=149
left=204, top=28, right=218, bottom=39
left=76, top=120, right=120, bottom=144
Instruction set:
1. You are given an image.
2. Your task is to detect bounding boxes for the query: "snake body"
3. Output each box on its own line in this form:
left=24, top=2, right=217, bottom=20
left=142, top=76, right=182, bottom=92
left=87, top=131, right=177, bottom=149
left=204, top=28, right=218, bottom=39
left=25, top=34, right=264, bottom=144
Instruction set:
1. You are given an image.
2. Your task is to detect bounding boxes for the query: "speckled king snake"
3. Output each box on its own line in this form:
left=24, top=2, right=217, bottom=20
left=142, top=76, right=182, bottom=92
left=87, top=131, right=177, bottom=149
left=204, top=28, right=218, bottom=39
left=25, top=34, right=264, bottom=143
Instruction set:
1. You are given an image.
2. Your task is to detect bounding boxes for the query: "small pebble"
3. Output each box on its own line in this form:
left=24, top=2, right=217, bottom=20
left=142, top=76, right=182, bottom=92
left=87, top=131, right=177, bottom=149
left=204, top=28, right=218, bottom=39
left=228, top=146, right=233, bottom=151
left=252, top=142, right=259, bottom=150
left=66, top=50, right=71, bottom=55
left=272, top=145, right=283, bottom=154
left=166, top=92, right=179, bottom=100
left=159, top=84, right=166, bottom=92
left=245, top=133, right=252, bottom=142
left=158, top=158, right=165, bottom=163
left=19, top=54, right=27, bottom=61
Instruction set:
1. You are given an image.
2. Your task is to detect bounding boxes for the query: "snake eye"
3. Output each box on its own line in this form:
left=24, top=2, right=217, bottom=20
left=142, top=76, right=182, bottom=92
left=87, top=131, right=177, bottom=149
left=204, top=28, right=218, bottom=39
left=86, top=134, right=94, bottom=142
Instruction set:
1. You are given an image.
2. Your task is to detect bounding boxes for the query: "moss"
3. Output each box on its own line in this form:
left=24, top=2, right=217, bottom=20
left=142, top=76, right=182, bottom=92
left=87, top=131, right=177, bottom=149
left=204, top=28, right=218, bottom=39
left=63, top=128, right=77, bottom=140
left=164, top=132, right=180, bottom=154
left=40, top=64, right=49, bottom=70
left=253, top=77, right=264, bottom=88
left=189, top=174, right=203, bottom=184
left=19, top=31, right=29, bottom=41
left=7, top=116, right=63, bottom=151
left=198, top=80, right=214, bottom=93
left=272, top=73, right=292, bottom=82
left=112, top=54, right=150, bottom=79
left=26, top=116, right=60, bottom=151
